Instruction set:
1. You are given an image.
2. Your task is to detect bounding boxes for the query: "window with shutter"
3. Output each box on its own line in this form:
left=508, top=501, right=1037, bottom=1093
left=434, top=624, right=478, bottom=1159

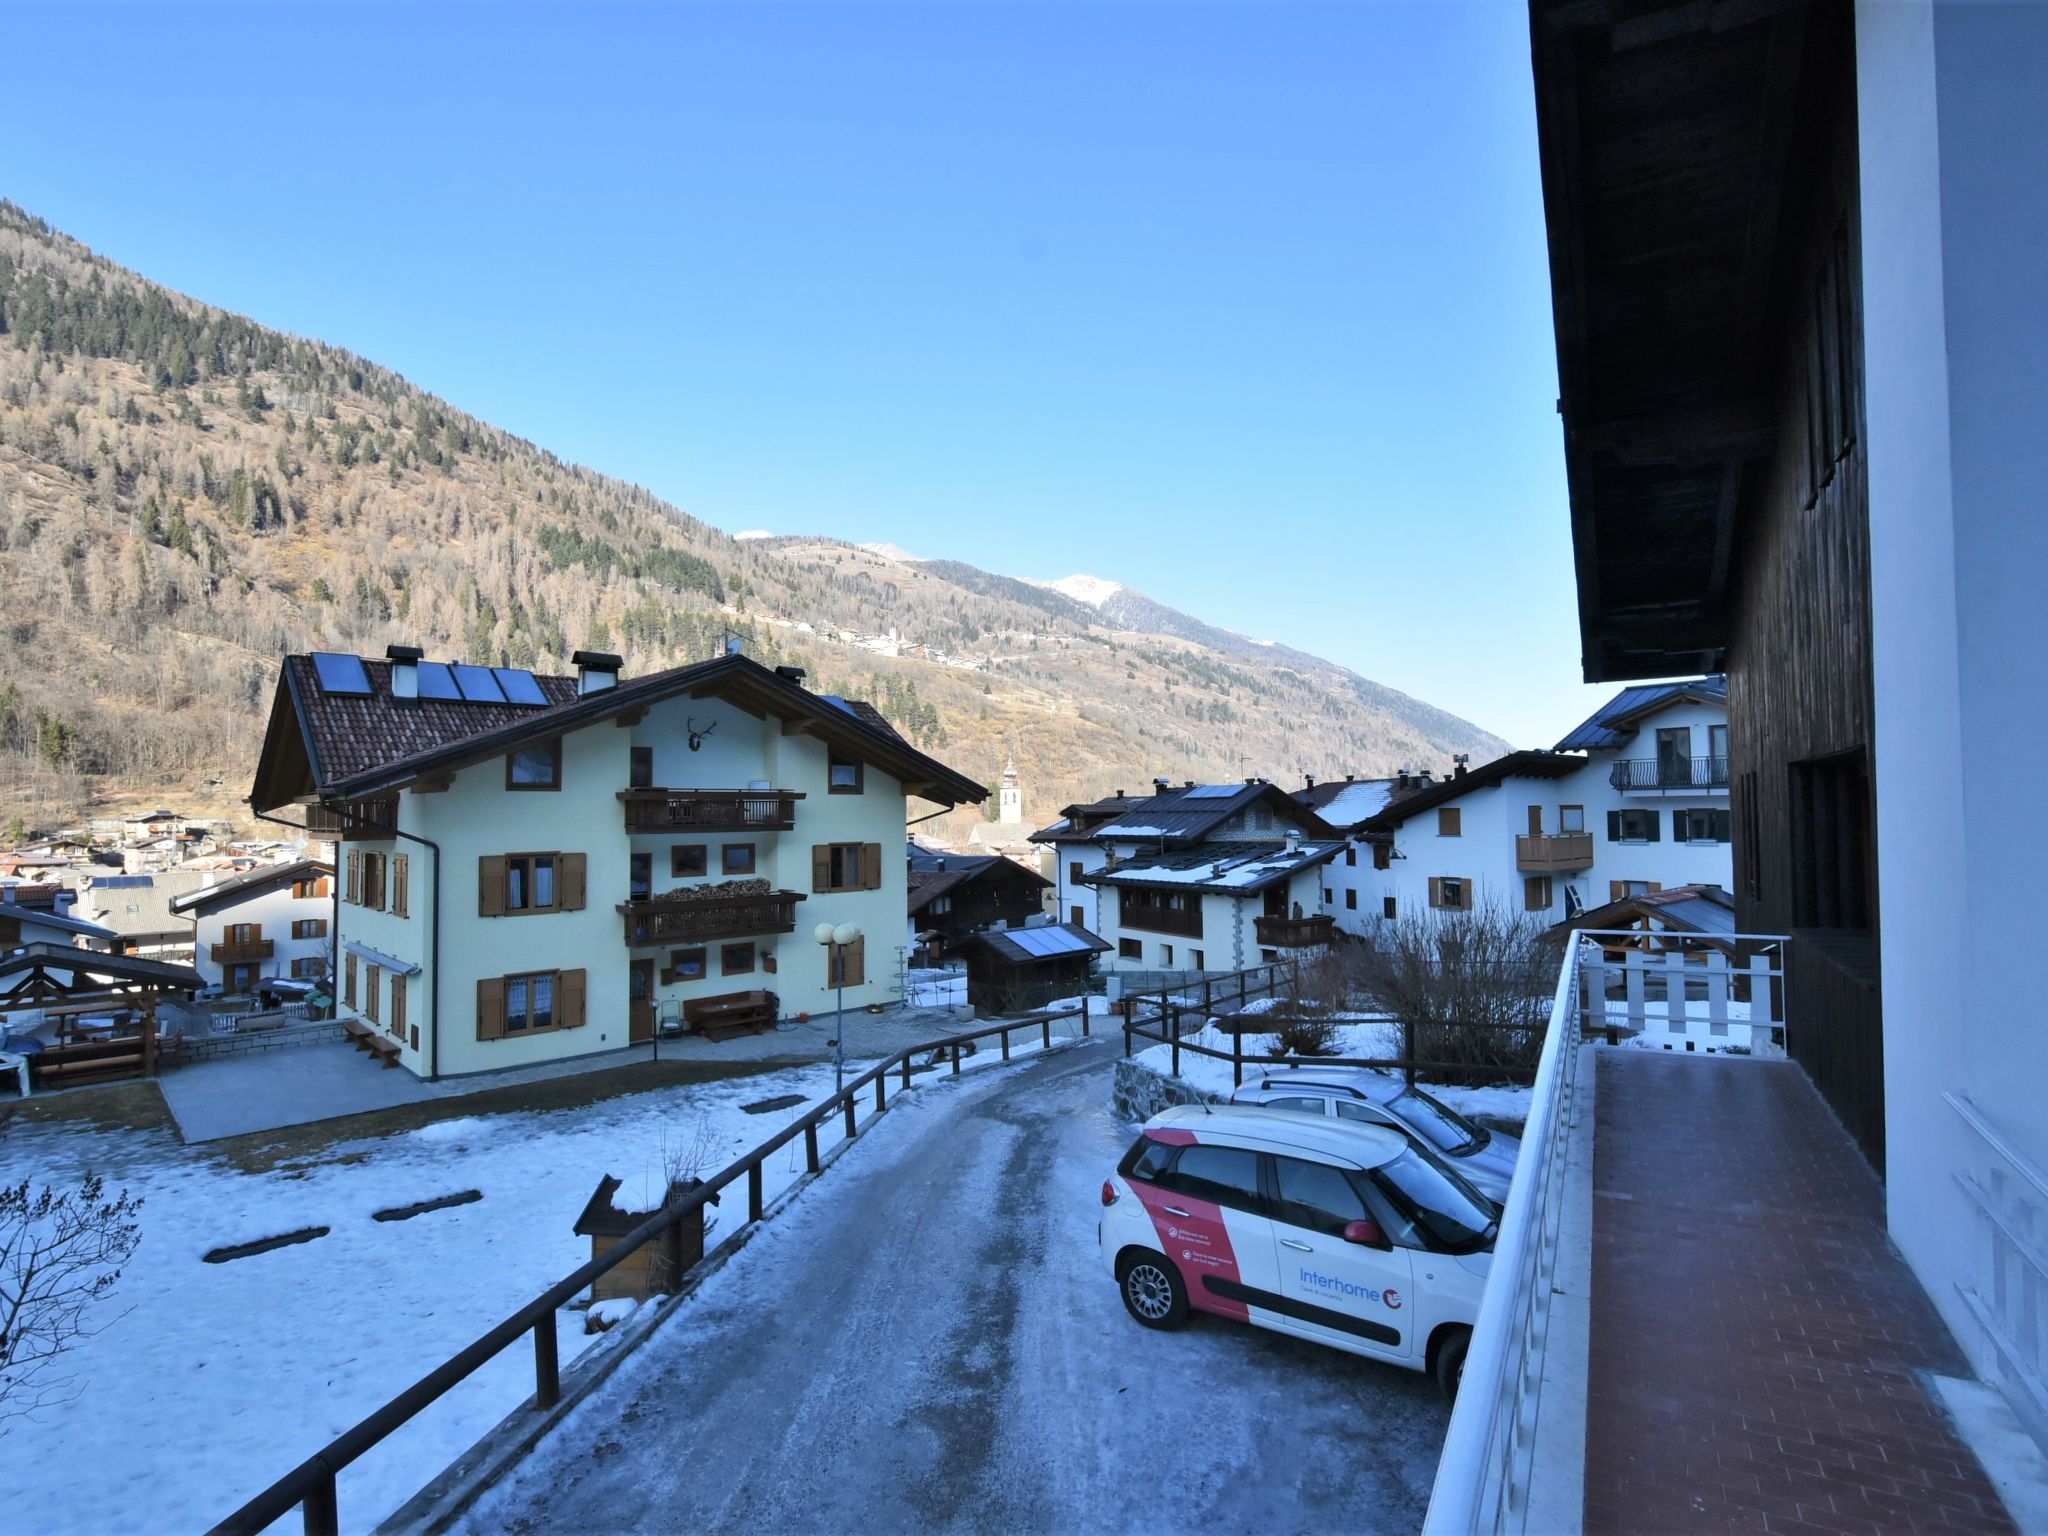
left=560, top=969, right=586, bottom=1029
left=1673, top=809, right=1690, bottom=843
left=390, top=974, right=407, bottom=1039
left=344, top=953, right=358, bottom=1009
left=1607, top=810, right=1622, bottom=842
left=346, top=849, right=361, bottom=905
left=365, top=965, right=382, bottom=1024
left=863, top=842, right=883, bottom=890
left=560, top=853, right=587, bottom=911
left=829, top=936, right=866, bottom=988
left=1373, top=843, right=1391, bottom=871
left=392, top=853, right=409, bottom=917
left=1438, top=808, right=1461, bottom=837
left=816, top=844, right=873, bottom=893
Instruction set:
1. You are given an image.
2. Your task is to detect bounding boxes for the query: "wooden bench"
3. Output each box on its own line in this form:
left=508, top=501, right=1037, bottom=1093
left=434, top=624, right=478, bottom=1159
left=364, top=1034, right=402, bottom=1069
left=32, top=1044, right=148, bottom=1088
left=342, top=1018, right=375, bottom=1047
left=683, top=990, right=779, bottom=1043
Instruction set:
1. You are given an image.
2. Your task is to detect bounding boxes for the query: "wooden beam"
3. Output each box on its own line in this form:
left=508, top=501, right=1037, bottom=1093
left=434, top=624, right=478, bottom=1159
left=612, top=707, right=648, bottom=728
left=410, top=776, right=454, bottom=795
left=1572, top=399, right=1774, bottom=464
left=781, top=719, right=818, bottom=738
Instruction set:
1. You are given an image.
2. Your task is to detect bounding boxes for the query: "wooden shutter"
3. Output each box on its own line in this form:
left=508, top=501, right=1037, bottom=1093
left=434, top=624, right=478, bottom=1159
left=479, top=856, right=508, bottom=917
left=1713, top=809, right=1733, bottom=844
left=812, top=845, right=832, bottom=893
left=838, top=937, right=866, bottom=988
left=560, top=853, right=587, bottom=912
left=1606, top=811, right=1622, bottom=842
left=1610, top=881, right=1626, bottom=902
left=1527, top=806, right=1543, bottom=835
left=344, top=952, right=358, bottom=1008
left=393, top=854, right=409, bottom=917
left=316, top=876, right=330, bottom=898
left=477, top=977, right=506, bottom=1040
left=1672, top=809, right=1689, bottom=842
left=862, top=843, right=883, bottom=891
left=391, top=974, right=407, bottom=1038
left=559, top=968, right=587, bottom=1029
left=365, top=965, right=382, bottom=1023
left=1428, top=877, right=1443, bottom=908
left=346, top=849, right=361, bottom=904
left=1644, top=813, right=1660, bottom=842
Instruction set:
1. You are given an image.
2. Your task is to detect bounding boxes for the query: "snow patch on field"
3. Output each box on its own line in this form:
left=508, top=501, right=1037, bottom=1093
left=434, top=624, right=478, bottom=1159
left=0, top=1059, right=886, bottom=1535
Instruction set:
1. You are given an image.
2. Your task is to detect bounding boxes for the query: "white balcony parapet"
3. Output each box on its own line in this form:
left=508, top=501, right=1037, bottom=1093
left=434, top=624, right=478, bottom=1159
left=1423, top=936, right=1588, bottom=1536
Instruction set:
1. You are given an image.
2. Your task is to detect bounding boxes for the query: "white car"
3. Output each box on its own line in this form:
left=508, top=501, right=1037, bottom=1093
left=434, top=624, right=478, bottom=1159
left=1227, top=1068, right=1521, bottom=1203
left=1099, top=1105, right=1495, bottom=1396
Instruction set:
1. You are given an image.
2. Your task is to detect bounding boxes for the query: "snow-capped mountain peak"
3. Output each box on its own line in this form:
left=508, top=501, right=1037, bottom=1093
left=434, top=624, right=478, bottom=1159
left=1032, top=573, right=1123, bottom=608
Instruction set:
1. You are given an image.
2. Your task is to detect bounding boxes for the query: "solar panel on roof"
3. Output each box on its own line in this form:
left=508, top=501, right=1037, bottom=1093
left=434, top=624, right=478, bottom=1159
left=1009, top=926, right=1090, bottom=958
left=1183, top=783, right=1241, bottom=799
left=310, top=652, right=372, bottom=696
left=493, top=668, right=549, bottom=706
left=452, top=665, right=506, bottom=703
left=820, top=695, right=857, bottom=716
left=416, top=662, right=461, bottom=700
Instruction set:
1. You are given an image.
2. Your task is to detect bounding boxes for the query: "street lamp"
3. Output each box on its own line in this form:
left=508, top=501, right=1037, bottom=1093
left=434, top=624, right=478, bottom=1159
left=815, top=921, right=862, bottom=1092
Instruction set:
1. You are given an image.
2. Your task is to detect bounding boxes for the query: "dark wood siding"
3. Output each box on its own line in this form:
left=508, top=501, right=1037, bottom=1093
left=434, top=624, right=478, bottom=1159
left=1721, top=24, right=1884, bottom=1171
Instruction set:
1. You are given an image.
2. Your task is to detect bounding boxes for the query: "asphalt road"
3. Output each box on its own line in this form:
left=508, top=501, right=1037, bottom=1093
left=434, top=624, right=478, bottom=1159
left=459, top=1040, right=1450, bottom=1536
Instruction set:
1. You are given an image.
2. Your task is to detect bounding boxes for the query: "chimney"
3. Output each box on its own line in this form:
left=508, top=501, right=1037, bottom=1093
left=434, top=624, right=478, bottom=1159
left=1346, top=773, right=1355, bottom=783
left=385, top=644, right=423, bottom=702
left=1114, top=788, right=1124, bottom=800
left=1397, top=768, right=1411, bottom=789
left=1154, top=778, right=1171, bottom=796
left=774, top=665, right=807, bottom=685
left=1285, top=828, right=1303, bottom=851
left=1455, top=762, right=1468, bottom=779
left=1245, top=776, right=1259, bottom=786
left=572, top=650, right=624, bottom=696
left=1304, top=774, right=1316, bottom=790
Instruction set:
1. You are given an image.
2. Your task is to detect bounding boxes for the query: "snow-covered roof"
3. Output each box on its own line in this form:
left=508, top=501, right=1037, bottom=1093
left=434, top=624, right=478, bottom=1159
left=1297, top=778, right=1396, bottom=830
left=1083, top=839, right=1347, bottom=896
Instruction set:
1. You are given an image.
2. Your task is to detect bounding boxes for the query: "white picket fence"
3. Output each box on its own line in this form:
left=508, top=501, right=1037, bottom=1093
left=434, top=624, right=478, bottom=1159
left=1575, top=934, right=1787, bottom=1059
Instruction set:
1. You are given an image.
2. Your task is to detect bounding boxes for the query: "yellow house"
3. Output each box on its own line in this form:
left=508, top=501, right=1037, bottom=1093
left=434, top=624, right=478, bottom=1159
left=249, top=647, right=986, bottom=1079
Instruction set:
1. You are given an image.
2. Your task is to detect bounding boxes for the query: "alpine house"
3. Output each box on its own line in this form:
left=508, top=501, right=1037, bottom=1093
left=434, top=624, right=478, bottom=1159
left=249, top=646, right=985, bottom=1078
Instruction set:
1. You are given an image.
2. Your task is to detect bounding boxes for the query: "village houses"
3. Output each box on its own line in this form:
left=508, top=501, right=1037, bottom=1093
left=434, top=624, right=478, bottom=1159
left=248, top=645, right=985, bottom=1077
left=168, top=859, right=335, bottom=994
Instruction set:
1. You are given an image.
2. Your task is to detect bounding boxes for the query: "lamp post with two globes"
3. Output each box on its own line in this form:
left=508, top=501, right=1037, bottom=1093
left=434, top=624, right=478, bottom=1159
left=815, top=921, right=863, bottom=1093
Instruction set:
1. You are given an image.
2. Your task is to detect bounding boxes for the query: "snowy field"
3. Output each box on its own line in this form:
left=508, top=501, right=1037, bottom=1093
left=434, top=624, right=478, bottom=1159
left=1131, top=1013, right=1535, bottom=1128
left=1, top=1050, right=1044, bottom=1536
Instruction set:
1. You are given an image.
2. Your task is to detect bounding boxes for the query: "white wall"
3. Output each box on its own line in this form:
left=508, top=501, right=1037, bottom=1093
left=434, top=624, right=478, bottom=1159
left=1859, top=0, right=2048, bottom=1437
left=187, top=879, right=331, bottom=990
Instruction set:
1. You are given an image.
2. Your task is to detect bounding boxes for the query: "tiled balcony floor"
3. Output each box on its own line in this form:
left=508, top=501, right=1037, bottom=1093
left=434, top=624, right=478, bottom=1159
left=1585, top=1051, right=2016, bottom=1535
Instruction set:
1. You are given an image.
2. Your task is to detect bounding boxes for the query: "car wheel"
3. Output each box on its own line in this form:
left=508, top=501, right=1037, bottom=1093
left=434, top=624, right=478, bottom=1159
left=1434, top=1327, right=1470, bottom=1400
left=1117, top=1249, right=1189, bottom=1330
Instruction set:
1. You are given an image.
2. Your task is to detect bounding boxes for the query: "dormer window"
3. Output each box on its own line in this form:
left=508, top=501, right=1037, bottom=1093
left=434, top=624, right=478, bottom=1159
left=829, top=754, right=863, bottom=795
left=1250, top=808, right=1273, bottom=832
left=508, top=739, right=561, bottom=791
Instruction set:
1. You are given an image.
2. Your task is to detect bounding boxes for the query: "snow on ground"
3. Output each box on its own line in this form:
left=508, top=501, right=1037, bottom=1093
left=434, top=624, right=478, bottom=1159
left=0, top=1053, right=961, bottom=1536
left=904, top=965, right=967, bottom=1008
left=1131, top=1018, right=1534, bottom=1128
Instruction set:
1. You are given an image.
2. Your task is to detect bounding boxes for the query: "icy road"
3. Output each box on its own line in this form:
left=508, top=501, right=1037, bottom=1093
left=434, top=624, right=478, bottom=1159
left=459, top=1039, right=1451, bottom=1535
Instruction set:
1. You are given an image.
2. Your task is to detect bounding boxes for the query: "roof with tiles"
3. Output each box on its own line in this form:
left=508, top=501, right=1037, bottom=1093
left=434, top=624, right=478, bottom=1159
left=1356, top=751, right=1588, bottom=834
left=1554, top=675, right=1728, bottom=752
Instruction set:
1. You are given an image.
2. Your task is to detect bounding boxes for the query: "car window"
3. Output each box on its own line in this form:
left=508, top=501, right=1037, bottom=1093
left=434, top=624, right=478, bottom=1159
left=1166, top=1145, right=1264, bottom=1213
left=1272, top=1155, right=1369, bottom=1237
left=1120, top=1135, right=1175, bottom=1184
left=1390, top=1087, right=1483, bottom=1154
left=1265, top=1095, right=1328, bottom=1115
left=1371, top=1147, right=1496, bottom=1252
left=1333, top=1100, right=1389, bottom=1126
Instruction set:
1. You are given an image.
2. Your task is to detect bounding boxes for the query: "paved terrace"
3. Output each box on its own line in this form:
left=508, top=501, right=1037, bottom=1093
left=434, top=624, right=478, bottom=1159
left=1586, top=1052, right=2016, bottom=1535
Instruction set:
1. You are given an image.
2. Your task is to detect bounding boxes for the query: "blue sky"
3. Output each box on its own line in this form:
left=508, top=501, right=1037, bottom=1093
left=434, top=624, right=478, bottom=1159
left=3, top=0, right=1623, bottom=747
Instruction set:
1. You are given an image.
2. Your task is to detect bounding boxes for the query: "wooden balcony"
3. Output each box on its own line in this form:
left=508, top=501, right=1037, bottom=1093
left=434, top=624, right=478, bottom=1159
left=1516, top=832, right=1595, bottom=873
left=211, top=938, right=275, bottom=964
left=1254, top=914, right=1336, bottom=948
left=619, top=889, right=804, bottom=946
left=1117, top=896, right=1203, bottom=939
left=620, top=788, right=803, bottom=834
left=306, top=796, right=400, bottom=840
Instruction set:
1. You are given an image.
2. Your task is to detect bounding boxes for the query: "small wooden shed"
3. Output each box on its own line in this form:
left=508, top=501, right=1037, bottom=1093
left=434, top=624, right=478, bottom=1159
left=954, top=923, right=1110, bottom=1013
left=572, top=1174, right=716, bottom=1303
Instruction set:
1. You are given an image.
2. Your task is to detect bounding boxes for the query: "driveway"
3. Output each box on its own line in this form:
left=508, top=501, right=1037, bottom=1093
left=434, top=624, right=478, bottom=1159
left=458, top=1040, right=1450, bottom=1535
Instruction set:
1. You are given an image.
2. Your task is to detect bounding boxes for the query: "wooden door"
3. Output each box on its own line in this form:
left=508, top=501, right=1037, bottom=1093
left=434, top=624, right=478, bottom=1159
left=628, top=958, right=655, bottom=1044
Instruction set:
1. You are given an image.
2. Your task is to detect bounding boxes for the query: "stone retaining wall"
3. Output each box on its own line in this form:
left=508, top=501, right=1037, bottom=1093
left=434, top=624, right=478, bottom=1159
left=179, top=1019, right=345, bottom=1063
left=1111, top=1055, right=1224, bottom=1122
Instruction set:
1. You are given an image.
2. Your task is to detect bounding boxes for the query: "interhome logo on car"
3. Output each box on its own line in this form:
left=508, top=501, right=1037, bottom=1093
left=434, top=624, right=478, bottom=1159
left=1300, top=1269, right=1403, bottom=1309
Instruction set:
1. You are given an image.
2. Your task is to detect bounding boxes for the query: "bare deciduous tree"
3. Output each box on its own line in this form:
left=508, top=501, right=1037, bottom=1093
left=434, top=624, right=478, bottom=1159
left=1350, top=899, right=1560, bottom=1082
left=0, top=1173, right=143, bottom=1427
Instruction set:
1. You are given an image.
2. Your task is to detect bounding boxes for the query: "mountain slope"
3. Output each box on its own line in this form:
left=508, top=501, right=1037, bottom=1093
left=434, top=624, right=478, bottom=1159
left=0, top=202, right=1507, bottom=839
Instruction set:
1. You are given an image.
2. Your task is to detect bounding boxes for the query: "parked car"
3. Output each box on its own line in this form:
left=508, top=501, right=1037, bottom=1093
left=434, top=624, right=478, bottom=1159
left=1228, top=1068, right=1520, bottom=1202
left=1099, top=1105, right=1496, bottom=1396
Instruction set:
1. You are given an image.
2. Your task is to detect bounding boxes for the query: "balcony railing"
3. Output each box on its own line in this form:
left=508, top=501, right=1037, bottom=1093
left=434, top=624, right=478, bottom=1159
left=1253, top=913, right=1336, bottom=948
left=1117, top=899, right=1203, bottom=939
left=211, top=938, right=275, bottom=964
left=619, top=788, right=803, bottom=834
left=1515, top=832, right=1594, bottom=873
left=619, top=888, right=804, bottom=946
left=1610, top=755, right=1729, bottom=792
left=306, top=796, right=401, bottom=839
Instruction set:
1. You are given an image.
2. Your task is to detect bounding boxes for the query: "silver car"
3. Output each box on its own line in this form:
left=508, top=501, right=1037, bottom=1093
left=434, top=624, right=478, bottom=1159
left=1227, top=1068, right=1521, bottom=1202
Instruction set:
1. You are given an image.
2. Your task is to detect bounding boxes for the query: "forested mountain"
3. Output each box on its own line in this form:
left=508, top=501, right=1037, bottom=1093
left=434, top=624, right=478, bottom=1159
left=0, top=201, right=1507, bottom=840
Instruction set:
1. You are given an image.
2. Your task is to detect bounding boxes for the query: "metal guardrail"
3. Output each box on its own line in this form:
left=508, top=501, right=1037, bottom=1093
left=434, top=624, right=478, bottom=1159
left=207, top=1002, right=1105, bottom=1536
left=1609, top=755, right=1729, bottom=791
left=1422, top=936, right=1586, bottom=1536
